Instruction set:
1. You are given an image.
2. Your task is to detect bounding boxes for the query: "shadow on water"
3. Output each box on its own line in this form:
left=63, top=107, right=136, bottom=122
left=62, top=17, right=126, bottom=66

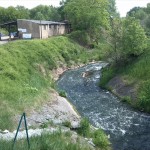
left=57, top=62, right=150, bottom=150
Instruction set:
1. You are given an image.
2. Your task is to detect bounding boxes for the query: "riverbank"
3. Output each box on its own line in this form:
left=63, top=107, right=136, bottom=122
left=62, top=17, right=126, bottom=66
left=0, top=37, right=112, bottom=149
left=100, top=45, right=150, bottom=113
left=0, top=36, right=96, bottom=130
left=57, top=62, right=150, bottom=150
left=14, top=89, right=81, bottom=129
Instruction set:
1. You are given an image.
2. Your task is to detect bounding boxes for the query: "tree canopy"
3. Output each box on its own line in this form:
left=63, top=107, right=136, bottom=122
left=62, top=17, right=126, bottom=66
left=63, top=0, right=109, bottom=44
left=0, top=5, right=61, bottom=24
left=127, top=3, right=150, bottom=36
left=122, top=17, right=147, bottom=56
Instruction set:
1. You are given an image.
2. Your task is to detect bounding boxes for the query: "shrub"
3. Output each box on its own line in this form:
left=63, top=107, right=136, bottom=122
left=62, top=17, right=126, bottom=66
left=77, top=118, right=90, bottom=137
left=62, top=120, right=72, bottom=128
left=68, top=31, right=91, bottom=46
left=59, top=90, right=67, bottom=98
left=92, top=129, right=111, bottom=149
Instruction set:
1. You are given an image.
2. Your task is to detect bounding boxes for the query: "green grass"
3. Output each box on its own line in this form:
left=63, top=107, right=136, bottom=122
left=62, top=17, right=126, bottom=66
left=0, top=119, right=111, bottom=150
left=77, top=118, right=111, bottom=150
left=0, top=36, right=105, bottom=130
left=0, top=36, right=101, bottom=130
left=100, top=39, right=150, bottom=113
left=0, top=36, right=111, bottom=150
left=0, top=131, right=91, bottom=150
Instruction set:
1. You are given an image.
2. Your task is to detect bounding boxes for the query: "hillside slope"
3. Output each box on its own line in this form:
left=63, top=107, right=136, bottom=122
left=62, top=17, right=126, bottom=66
left=0, top=36, right=97, bottom=130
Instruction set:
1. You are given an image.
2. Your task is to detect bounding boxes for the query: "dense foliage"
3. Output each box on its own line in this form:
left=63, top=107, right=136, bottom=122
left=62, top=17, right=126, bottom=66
left=63, top=0, right=110, bottom=46
left=0, top=5, right=60, bottom=25
left=127, top=3, right=150, bottom=36
left=122, top=17, right=147, bottom=56
left=100, top=39, right=150, bottom=113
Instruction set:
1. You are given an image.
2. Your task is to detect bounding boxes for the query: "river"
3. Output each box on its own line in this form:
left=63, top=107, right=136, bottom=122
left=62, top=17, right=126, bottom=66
left=56, top=62, right=150, bottom=150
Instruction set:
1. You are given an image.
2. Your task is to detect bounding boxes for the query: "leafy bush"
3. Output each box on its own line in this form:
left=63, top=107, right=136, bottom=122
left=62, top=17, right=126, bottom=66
left=77, top=118, right=90, bottom=137
left=77, top=118, right=111, bottom=150
left=92, top=129, right=111, bottom=150
left=138, top=80, right=150, bottom=112
left=59, top=90, right=67, bottom=98
left=122, top=17, right=147, bottom=57
left=99, top=66, right=116, bottom=88
left=68, top=31, right=91, bottom=46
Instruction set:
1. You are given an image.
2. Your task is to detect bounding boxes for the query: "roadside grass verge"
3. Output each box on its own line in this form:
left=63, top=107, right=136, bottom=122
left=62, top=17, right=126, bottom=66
left=100, top=39, right=150, bottom=113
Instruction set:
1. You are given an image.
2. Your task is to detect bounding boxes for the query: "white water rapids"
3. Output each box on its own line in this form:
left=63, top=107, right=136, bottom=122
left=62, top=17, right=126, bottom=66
left=57, top=62, right=150, bottom=150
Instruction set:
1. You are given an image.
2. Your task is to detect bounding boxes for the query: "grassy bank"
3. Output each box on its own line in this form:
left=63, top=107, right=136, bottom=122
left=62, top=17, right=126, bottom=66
left=0, top=131, right=90, bottom=150
left=0, top=36, right=112, bottom=150
left=0, top=119, right=111, bottom=150
left=100, top=40, right=150, bottom=113
left=0, top=36, right=102, bottom=130
left=0, top=36, right=109, bottom=130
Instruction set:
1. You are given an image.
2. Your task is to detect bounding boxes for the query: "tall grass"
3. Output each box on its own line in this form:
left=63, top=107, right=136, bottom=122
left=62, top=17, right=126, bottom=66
left=0, top=131, right=91, bottom=150
left=0, top=36, right=100, bottom=130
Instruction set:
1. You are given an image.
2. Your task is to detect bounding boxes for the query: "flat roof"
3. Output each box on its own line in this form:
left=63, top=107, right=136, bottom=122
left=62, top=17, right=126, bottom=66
left=17, top=19, right=66, bottom=25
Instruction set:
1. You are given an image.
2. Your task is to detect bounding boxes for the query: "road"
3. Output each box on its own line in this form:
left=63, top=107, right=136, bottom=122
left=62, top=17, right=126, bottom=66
left=0, top=40, right=8, bottom=45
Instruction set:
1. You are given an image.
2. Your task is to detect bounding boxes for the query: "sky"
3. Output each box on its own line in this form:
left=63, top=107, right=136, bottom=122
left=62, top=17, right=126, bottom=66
left=0, top=0, right=150, bottom=17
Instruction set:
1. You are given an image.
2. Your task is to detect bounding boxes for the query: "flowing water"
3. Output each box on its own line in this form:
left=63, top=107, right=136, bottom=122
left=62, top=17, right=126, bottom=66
left=57, top=62, right=150, bottom=150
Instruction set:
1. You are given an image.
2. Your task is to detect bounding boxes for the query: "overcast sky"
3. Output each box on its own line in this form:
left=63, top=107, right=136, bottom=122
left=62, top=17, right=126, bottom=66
left=0, top=0, right=150, bottom=17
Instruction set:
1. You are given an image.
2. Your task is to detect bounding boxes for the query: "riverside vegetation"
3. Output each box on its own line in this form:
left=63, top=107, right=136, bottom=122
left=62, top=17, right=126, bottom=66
left=100, top=26, right=150, bottom=113
left=0, top=37, right=111, bottom=150
left=0, top=0, right=150, bottom=149
left=0, top=118, right=111, bottom=150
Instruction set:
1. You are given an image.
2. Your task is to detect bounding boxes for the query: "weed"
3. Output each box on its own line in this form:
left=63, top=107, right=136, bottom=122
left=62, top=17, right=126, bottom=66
left=62, top=120, right=72, bottom=128
left=59, top=90, right=67, bottom=98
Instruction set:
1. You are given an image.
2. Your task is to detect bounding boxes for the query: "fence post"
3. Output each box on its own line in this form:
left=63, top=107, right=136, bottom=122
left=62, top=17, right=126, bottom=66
left=23, top=113, right=30, bottom=149
left=12, top=112, right=30, bottom=149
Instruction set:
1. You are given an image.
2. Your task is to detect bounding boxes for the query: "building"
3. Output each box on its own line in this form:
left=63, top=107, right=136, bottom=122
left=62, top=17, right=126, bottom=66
left=0, top=19, right=70, bottom=39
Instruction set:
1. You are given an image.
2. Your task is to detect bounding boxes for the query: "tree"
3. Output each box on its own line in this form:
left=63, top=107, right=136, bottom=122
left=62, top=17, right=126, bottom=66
left=109, top=17, right=122, bottom=62
left=64, top=0, right=109, bottom=43
left=122, top=17, right=147, bottom=56
left=108, top=0, right=119, bottom=17
left=127, top=7, right=147, bottom=20
left=0, top=7, right=6, bottom=24
left=34, top=12, right=45, bottom=20
left=30, top=5, right=61, bottom=21
left=0, top=6, right=30, bottom=24
left=15, top=6, right=30, bottom=19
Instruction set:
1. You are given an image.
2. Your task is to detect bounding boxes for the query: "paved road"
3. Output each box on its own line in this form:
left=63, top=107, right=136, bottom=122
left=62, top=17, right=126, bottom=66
left=0, top=41, right=8, bottom=45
